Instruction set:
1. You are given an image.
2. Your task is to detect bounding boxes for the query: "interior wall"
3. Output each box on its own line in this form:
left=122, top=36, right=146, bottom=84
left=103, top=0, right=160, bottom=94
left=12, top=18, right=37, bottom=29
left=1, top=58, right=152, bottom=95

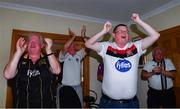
left=137, top=5, right=180, bottom=108
left=0, top=4, right=179, bottom=108
left=0, top=7, right=103, bottom=108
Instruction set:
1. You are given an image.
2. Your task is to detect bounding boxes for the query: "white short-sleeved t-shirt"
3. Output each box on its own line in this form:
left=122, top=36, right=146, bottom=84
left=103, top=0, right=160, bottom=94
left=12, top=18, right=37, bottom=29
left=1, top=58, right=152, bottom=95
left=59, top=49, right=85, bottom=86
left=98, top=40, right=145, bottom=100
left=143, top=59, right=176, bottom=90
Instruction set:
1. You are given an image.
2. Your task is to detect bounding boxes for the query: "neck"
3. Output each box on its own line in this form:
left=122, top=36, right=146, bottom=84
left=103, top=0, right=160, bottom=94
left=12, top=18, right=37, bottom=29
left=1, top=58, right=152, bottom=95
left=29, top=54, right=40, bottom=64
left=154, top=59, right=163, bottom=63
left=116, top=42, right=126, bottom=48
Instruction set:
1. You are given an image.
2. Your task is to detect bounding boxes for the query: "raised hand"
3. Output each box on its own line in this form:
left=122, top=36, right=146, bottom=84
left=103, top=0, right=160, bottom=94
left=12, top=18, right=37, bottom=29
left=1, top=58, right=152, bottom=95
left=152, top=66, right=162, bottom=75
left=131, top=13, right=141, bottom=23
left=81, top=25, right=86, bottom=37
left=16, top=37, right=27, bottom=54
left=44, top=38, right=53, bottom=52
left=68, top=28, right=76, bottom=37
left=103, top=21, right=112, bottom=33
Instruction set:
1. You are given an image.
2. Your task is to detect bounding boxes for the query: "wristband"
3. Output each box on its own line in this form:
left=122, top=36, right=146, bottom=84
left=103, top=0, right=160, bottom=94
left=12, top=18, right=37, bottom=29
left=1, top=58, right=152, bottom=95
left=47, top=53, right=54, bottom=56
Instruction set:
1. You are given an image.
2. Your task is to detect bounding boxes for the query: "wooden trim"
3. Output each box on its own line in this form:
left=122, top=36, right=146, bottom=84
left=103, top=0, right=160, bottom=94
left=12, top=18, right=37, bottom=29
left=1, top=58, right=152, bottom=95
left=153, top=25, right=180, bottom=106
left=159, top=25, right=180, bottom=35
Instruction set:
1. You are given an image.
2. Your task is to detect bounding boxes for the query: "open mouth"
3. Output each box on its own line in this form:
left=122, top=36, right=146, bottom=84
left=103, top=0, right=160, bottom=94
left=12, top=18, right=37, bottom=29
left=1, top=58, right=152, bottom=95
left=121, top=36, right=126, bottom=38
left=30, top=46, right=35, bottom=48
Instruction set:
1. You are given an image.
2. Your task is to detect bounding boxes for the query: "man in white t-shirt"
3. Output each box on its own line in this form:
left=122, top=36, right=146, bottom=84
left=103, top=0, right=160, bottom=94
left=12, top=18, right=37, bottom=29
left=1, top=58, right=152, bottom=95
left=85, top=13, right=160, bottom=108
left=56, top=26, right=87, bottom=108
left=141, top=47, right=176, bottom=108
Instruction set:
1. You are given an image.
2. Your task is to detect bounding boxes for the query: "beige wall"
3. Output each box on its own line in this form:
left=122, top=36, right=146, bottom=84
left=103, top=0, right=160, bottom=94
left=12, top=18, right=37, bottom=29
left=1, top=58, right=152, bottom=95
left=146, top=5, right=180, bottom=31
left=0, top=4, right=179, bottom=108
left=0, top=7, right=104, bottom=107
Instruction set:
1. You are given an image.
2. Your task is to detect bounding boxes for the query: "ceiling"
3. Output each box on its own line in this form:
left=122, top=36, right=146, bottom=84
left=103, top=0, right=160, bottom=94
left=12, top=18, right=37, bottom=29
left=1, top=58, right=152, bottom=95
left=0, top=0, right=179, bottom=24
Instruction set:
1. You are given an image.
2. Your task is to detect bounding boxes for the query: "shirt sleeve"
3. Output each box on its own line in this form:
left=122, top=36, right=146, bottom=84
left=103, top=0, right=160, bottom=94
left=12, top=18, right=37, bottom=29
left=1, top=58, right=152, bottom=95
left=97, top=42, right=109, bottom=58
left=165, top=59, right=176, bottom=71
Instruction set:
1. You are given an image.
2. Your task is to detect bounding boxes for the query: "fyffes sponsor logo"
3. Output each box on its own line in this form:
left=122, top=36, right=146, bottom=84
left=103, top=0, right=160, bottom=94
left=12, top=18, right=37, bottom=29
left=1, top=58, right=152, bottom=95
left=115, top=59, right=132, bottom=72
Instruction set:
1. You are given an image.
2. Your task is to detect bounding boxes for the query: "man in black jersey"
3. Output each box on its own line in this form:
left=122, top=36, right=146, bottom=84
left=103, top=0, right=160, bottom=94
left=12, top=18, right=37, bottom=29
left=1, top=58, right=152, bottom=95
left=3, top=33, right=61, bottom=108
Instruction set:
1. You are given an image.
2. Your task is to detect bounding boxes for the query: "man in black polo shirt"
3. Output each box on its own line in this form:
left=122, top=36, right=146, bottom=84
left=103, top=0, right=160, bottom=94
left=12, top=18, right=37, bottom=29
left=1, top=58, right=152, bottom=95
left=3, top=34, right=61, bottom=108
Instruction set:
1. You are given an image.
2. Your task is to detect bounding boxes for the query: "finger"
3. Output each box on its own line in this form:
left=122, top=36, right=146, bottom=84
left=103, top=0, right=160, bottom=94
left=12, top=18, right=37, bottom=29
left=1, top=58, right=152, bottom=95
left=44, top=38, right=49, bottom=44
left=68, top=28, right=72, bottom=35
left=83, top=25, right=86, bottom=30
left=22, top=43, right=27, bottom=50
left=17, top=37, right=22, bottom=48
left=19, top=37, right=26, bottom=48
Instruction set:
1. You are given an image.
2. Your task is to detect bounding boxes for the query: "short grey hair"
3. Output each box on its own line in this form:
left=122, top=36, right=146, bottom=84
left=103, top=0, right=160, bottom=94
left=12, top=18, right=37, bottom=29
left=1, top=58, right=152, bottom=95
left=27, top=33, right=45, bottom=45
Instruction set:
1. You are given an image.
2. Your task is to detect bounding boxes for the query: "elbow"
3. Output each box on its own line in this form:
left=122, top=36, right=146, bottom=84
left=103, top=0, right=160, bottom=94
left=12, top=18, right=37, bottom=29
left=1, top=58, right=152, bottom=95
left=155, top=32, right=160, bottom=40
left=141, top=74, right=145, bottom=80
left=3, top=65, right=16, bottom=80
left=3, top=73, right=9, bottom=80
left=52, top=65, right=61, bottom=75
left=141, top=72, right=148, bottom=81
left=141, top=76, right=147, bottom=81
left=56, top=67, right=61, bottom=75
left=3, top=72, right=13, bottom=80
left=85, top=42, right=91, bottom=49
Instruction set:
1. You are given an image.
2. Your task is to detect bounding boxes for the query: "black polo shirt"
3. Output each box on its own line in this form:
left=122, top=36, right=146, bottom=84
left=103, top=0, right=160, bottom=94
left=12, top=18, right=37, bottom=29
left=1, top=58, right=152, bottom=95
left=13, top=54, right=55, bottom=108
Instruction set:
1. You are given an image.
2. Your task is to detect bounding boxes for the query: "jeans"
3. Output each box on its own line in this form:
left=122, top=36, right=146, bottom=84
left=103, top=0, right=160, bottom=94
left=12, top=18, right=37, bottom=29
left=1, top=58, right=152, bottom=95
left=99, top=94, right=139, bottom=108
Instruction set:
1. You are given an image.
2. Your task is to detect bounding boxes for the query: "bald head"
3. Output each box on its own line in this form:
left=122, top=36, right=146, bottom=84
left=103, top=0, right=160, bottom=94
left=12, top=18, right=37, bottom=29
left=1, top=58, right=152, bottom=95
left=152, top=47, right=164, bottom=62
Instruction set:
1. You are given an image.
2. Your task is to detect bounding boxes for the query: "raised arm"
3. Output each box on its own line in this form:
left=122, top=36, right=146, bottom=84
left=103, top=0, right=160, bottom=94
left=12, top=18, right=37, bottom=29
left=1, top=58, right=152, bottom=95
left=80, top=25, right=88, bottom=55
left=3, top=37, right=27, bottom=79
left=44, top=38, right=61, bottom=75
left=81, top=25, right=88, bottom=42
left=85, top=21, right=112, bottom=52
left=131, top=13, right=160, bottom=50
left=62, top=28, right=76, bottom=53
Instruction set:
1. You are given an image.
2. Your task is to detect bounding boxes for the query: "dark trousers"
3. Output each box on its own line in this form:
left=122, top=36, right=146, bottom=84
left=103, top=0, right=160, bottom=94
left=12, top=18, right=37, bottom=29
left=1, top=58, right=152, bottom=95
left=147, top=87, right=176, bottom=108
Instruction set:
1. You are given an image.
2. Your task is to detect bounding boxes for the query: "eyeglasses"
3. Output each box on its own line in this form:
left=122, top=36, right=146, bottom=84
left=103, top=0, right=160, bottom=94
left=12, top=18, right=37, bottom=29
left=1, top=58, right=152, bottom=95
left=115, top=30, right=129, bottom=34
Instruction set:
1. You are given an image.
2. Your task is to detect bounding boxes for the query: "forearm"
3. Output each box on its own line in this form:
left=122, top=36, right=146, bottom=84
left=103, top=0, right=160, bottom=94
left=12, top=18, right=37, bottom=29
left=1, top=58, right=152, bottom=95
left=46, top=50, right=61, bottom=75
left=3, top=51, right=22, bottom=79
left=141, top=70, right=154, bottom=80
left=137, top=20, right=160, bottom=50
left=85, top=30, right=106, bottom=51
left=64, top=35, right=76, bottom=50
left=162, top=70, right=175, bottom=79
